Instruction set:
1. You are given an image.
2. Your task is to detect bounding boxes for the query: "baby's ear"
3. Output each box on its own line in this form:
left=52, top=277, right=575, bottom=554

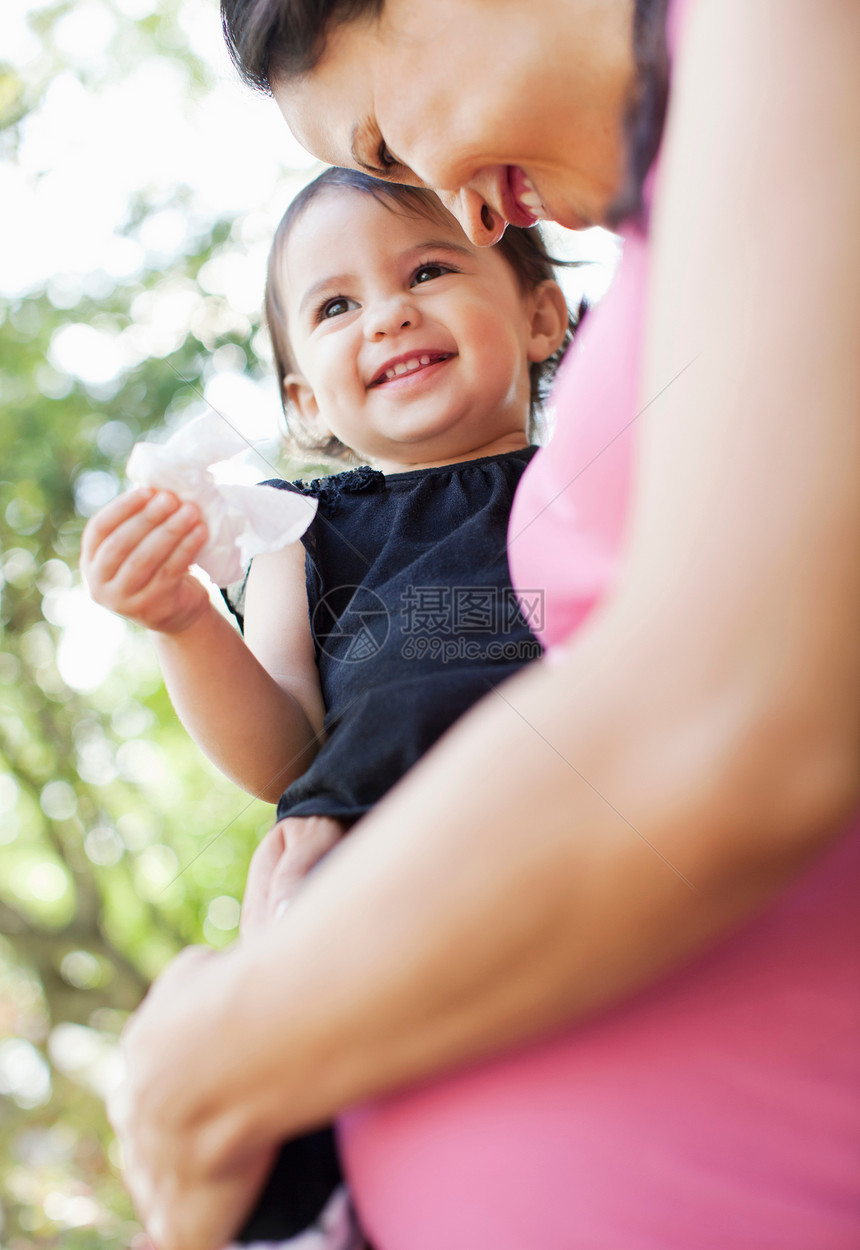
left=527, top=280, right=570, bottom=363
left=283, top=373, right=327, bottom=437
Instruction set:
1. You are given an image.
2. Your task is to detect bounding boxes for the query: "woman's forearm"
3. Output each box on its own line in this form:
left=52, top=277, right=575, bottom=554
left=178, top=599, right=856, bottom=1170
left=168, top=2, right=860, bottom=1138
left=124, top=0, right=860, bottom=1203
left=113, top=572, right=858, bottom=1249
left=153, top=601, right=320, bottom=800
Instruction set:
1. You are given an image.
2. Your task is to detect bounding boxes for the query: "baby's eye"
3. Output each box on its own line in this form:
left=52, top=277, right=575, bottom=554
left=412, top=264, right=453, bottom=285
left=319, top=296, right=358, bottom=320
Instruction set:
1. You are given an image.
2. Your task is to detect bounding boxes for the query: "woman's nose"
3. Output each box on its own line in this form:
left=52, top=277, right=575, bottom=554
left=364, top=295, right=420, bottom=339
left=437, top=187, right=506, bottom=247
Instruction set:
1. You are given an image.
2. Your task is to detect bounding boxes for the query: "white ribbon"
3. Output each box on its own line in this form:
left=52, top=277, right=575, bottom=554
left=126, top=414, right=317, bottom=586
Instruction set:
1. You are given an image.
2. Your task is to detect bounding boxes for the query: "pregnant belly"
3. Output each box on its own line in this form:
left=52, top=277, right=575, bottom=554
left=339, top=824, right=860, bottom=1250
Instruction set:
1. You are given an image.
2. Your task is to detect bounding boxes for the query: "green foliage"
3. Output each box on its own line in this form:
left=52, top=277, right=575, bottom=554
left=0, top=3, right=316, bottom=1244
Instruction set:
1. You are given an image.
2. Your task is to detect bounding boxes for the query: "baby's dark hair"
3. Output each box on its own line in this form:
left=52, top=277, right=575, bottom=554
left=265, top=166, right=578, bottom=460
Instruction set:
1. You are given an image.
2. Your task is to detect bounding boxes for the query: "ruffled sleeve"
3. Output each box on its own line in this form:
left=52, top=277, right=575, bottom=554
left=220, top=468, right=383, bottom=629
left=220, top=477, right=311, bottom=630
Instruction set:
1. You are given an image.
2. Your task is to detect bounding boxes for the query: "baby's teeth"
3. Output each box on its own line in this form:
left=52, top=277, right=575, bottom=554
left=382, top=354, right=440, bottom=381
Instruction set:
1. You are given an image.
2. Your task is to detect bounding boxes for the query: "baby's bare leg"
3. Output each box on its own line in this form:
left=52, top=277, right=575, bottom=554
left=241, top=815, right=346, bottom=940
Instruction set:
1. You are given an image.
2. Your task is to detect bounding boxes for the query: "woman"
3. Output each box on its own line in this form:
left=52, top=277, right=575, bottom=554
left=109, top=3, right=860, bottom=1248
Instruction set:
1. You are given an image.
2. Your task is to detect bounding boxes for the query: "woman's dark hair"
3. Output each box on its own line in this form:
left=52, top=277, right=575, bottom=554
left=608, top=0, right=670, bottom=227
left=221, top=0, right=382, bottom=90
left=221, top=0, right=670, bottom=224
left=265, top=166, right=579, bottom=461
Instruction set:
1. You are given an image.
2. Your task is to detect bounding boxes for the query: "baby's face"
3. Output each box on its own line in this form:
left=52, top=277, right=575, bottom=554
left=278, top=189, right=537, bottom=469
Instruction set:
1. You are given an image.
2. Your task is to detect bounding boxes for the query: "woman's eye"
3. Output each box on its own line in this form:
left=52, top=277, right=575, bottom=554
left=412, top=264, right=451, bottom=285
left=319, top=296, right=357, bottom=320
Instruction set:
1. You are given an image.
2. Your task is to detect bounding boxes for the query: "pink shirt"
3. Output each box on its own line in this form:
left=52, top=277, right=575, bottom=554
left=340, top=5, right=860, bottom=1244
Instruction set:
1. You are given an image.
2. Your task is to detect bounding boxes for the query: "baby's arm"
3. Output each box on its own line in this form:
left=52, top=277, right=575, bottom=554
left=82, top=487, right=325, bottom=801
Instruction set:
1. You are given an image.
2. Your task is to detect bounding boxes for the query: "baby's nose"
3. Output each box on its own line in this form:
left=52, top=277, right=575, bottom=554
left=364, top=296, right=419, bottom=338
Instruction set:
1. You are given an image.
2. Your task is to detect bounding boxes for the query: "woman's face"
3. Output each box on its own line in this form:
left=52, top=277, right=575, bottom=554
left=274, top=0, right=635, bottom=245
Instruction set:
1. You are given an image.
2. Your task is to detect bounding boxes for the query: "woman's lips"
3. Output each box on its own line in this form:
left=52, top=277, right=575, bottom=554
left=502, top=166, right=549, bottom=228
left=494, top=167, right=591, bottom=232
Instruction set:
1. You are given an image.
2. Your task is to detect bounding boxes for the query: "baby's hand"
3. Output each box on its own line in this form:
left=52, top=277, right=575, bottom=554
left=81, top=488, right=210, bottom=634
left=241, top=815, right=346, bottom=940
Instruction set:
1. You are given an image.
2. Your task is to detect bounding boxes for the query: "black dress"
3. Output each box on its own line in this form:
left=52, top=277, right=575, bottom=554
left=229, top=447, right=543, bottom=824
left=231, top=448, right=542, bottom=1245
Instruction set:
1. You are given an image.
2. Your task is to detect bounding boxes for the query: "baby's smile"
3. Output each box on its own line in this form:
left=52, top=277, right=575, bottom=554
left=370, top=351, right=454, bottom=387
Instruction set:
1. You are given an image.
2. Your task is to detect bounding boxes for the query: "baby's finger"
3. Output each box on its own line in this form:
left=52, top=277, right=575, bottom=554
left=84, top=491, right=184, bottom=586
left=269, top=817, right=344, bottom=918
left=103, top=499, right=202, bottom=595
left=80, top=487, right=155, bottom=566
left=240, top=823, right=287, bottom=941
left=158, top=518, right=208, bottom=580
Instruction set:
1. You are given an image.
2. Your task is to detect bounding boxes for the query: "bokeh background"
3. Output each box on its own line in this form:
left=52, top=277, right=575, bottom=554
left=0, top=1, right=618, bottom=1245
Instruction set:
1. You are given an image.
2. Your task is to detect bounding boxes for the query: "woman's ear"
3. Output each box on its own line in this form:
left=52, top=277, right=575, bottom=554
left=283, top=373, right=326, bottom=436
left=527, top=280, right=571, bottom=363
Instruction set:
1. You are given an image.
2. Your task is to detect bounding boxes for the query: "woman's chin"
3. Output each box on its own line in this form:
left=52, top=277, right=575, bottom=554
left=551, top=202, right=594, bottom=232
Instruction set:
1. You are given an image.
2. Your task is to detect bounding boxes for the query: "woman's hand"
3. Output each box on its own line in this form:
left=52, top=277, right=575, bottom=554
left=108, top=945, right=275, bottom=1250
left=109, top=812, right=343, bottom=1250
left=81, top=487, right=210, bottom=634
left=241, top=815, right=346, bottom=939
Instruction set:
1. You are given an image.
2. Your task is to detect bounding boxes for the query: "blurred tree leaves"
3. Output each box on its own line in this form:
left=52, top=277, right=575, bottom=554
left=0, top=2, right=314, bottom=1245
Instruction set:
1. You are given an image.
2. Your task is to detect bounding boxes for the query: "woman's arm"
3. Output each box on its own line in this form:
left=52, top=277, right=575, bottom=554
left=112, top=5, right=860, bottom=1245
left=83, top=489, right=324, bottom=799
